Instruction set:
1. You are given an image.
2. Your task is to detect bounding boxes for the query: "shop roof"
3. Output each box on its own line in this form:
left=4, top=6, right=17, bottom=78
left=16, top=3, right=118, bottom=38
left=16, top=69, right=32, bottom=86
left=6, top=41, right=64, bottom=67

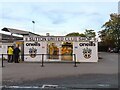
left=1, top=27, right=41, bottom=36
left=0, top=33, right=23, bottom=41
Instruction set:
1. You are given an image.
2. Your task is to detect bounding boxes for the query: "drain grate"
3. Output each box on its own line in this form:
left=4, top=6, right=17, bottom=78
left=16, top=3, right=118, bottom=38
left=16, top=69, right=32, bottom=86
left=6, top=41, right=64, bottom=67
left=41, top=84, right=58, bottom=89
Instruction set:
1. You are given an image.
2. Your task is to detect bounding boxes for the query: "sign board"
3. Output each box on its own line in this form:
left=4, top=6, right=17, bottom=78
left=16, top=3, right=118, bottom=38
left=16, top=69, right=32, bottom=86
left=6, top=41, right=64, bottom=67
left=24, top=41, right=47, bottom=62
left=24, top=36, right=93, bottom=42
left=73, top=42, right=98, bottom=62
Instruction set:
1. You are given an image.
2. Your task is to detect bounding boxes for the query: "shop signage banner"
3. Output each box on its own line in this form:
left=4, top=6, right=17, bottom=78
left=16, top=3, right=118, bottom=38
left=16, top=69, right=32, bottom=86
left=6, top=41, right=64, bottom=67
left=73, top=42, right=98, bottom=62
left=24, top=36, right=93, bottom=42
left=24, top=42, right=47, bottom=62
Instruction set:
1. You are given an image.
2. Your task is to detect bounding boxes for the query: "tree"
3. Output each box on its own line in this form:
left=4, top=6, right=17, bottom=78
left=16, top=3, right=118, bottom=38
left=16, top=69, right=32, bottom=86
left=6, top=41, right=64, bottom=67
left=98, top=29, right=116, bottom=47
left=101, top=13, right=120, bottom=48
left=66, top=32, right=86, bottom=37
left=66, top=32, right=80, bottom=36
left=84, top=29, right=96, bottom=38
left=79, top=33, right=86, bottom=37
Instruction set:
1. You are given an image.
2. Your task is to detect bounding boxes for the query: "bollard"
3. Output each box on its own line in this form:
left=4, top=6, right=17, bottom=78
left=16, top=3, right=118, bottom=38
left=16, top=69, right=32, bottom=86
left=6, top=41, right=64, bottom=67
left=2, top=54, right=4, bottom=67
left=41, top=54, right=44, bottom=67
left=74, top=54, right=77, bottom=67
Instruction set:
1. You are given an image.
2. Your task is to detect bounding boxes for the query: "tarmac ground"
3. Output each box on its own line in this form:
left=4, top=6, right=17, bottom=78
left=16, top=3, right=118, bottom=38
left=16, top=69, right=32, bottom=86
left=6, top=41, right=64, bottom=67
left=1, top=52, right=119, bottom=89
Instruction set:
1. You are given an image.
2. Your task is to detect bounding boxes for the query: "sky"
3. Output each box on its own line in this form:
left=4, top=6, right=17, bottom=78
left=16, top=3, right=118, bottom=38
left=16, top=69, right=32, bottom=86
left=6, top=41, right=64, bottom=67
left=0, top=0, right=118, bottom=36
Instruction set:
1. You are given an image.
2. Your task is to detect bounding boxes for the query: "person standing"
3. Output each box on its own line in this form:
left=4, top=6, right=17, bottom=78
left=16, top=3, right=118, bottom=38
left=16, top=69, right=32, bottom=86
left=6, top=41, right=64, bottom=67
left=7, top=46, right=14, bottom=63
left=14, top=44, right=20, bottom=63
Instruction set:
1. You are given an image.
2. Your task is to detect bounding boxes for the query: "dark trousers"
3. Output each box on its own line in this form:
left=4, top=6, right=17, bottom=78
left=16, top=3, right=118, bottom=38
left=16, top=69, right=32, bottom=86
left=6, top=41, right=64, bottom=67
left=14, top=55, right=19, bottom=63
left=8, top=55, right=13, bottom=62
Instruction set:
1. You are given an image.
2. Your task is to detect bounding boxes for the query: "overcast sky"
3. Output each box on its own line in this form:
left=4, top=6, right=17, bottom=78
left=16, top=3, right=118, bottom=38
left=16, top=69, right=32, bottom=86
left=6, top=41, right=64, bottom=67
left=0, top=1, right=118, bottom=36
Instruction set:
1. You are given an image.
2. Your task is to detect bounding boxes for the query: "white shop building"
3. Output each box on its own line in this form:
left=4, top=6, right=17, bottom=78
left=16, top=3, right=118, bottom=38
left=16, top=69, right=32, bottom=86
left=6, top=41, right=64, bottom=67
left=24, top=36, right=98, bottom=62
left=1, top=28, right=98, bottom=62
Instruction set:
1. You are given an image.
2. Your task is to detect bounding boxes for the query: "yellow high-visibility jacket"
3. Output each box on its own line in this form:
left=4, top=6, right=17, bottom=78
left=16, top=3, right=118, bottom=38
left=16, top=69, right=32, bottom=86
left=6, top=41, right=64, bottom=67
left=8, top=47, right=13, bottom=55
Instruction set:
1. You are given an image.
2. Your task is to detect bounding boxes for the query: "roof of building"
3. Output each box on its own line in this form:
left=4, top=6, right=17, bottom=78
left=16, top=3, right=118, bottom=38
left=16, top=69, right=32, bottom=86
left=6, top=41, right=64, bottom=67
left=2, top=27, right=41, bottom=36
left=0, top=33, right=23, bottom=42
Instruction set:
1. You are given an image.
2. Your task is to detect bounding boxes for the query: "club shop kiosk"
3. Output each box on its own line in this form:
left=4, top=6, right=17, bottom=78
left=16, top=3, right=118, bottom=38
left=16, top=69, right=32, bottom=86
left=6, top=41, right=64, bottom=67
left=23, top=36, right=98, bottom=62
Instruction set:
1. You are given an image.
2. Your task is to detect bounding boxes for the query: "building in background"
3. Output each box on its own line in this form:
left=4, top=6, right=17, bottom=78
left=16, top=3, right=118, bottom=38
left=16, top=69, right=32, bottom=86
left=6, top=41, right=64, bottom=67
left=1, top=27, right=98, bottom=62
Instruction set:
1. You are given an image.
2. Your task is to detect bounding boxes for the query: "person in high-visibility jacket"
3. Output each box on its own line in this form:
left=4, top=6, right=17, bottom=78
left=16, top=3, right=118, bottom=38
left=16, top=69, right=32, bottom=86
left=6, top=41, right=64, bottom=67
left=7, top=46, right=14, bottom=62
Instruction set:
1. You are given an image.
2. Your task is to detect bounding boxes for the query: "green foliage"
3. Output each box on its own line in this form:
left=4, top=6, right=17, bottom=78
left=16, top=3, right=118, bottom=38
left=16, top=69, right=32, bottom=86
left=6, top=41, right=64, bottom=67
left=66, top=32, right=80, bottom=36
left=65, top=30, right=96, bottom=38
left=66, top=32, right=86, bottom=37
left=84, top=29, right=96, bottom=38
left=79, top=33, right=86, bottom=37
left=99, top=13, right=120, bottom=48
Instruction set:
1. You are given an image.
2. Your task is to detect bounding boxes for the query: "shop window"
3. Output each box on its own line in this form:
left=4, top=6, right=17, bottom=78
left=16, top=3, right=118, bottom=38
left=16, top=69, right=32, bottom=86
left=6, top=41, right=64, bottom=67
left=47, top=43, right=59, bottom=59
left=61, top=42, right=73, bottom=61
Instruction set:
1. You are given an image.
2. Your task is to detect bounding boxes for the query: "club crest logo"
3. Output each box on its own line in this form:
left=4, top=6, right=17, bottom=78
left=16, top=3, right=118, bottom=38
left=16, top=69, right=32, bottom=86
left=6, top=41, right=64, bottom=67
left=29, top=47, right=37, bottom=58
left=83, top=47, right=92, bottom=59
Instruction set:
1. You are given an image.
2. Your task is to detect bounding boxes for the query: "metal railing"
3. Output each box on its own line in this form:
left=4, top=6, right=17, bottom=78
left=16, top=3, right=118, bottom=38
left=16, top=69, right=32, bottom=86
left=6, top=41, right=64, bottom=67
left=0, top=54, right=77, bottom=67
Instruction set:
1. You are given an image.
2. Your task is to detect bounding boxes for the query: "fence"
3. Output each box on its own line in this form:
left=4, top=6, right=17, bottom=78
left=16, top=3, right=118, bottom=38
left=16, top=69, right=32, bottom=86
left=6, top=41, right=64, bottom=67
left=0, top=54, right=77, bottom=67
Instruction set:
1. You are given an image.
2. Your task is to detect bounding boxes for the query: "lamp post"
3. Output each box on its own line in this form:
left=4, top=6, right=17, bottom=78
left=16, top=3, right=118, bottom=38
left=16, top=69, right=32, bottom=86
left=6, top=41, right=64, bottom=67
left=11, top=33, right=13, bottom=43
left=32, top=21, right=35, bottom=32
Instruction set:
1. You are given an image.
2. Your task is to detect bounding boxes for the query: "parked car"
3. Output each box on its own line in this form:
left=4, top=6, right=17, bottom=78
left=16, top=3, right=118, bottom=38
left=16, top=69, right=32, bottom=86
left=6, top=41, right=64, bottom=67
left=110, top=47, right=119, bottom=53
left=114, top=47, right=119, bottom=53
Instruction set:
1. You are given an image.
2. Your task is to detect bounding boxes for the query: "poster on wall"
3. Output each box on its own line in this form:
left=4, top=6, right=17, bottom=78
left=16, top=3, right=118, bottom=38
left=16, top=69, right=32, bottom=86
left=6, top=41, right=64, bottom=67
left=24, top=42, right=47, bottom=62
left=73, top=42, right=98, bottom=62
